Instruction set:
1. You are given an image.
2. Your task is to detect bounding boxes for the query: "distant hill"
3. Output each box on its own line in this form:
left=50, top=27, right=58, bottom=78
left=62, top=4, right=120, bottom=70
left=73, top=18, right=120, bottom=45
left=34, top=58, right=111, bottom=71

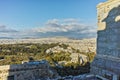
left=0, top=37, right=13, bottom=39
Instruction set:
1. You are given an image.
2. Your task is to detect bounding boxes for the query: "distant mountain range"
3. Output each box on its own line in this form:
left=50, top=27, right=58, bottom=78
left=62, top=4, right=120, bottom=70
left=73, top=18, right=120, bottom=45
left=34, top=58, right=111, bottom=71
left=0, top=37, right=14, bottom=39
left=0, top=36, right=96, bottom=40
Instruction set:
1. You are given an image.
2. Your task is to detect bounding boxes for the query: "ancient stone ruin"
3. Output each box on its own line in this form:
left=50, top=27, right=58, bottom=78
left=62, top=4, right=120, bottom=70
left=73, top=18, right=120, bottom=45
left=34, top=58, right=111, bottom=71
left=0, top=60, right=58, bottom=80
left=91, top=0, right=120, bottom=80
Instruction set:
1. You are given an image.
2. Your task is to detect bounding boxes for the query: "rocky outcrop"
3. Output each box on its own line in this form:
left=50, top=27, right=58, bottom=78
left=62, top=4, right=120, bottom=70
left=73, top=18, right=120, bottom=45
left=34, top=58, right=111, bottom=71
left=46, top=46, right=73, bottom=54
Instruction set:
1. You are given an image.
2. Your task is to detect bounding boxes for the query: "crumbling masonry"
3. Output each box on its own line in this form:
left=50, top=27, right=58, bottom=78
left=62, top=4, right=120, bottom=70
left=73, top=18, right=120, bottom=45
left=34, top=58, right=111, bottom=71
left=91, top=0, right=120, bottom=80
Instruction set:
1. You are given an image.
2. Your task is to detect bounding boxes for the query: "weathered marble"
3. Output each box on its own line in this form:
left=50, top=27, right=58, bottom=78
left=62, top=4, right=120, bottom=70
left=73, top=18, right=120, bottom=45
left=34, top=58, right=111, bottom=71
left=91, top=0, right=120, bottom=80
left=0, top=61, right=58, bottom=80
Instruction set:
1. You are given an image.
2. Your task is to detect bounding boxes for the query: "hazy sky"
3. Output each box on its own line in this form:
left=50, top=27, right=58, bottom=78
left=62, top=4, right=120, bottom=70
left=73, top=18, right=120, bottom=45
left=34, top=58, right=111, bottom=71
left=0, top=0, right=106, bottom=39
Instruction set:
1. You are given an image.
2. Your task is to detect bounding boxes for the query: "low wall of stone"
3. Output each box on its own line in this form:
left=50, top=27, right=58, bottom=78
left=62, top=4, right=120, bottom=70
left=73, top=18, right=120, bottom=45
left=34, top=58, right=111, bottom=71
left=0, top=62, right=58, bottom=80
left=91, top=55, right=120, bottom=79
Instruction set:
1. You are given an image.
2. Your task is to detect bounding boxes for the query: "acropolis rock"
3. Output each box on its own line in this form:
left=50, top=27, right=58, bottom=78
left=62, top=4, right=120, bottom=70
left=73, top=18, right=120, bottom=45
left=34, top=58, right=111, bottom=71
left=91, top=0, right=120, bottom=80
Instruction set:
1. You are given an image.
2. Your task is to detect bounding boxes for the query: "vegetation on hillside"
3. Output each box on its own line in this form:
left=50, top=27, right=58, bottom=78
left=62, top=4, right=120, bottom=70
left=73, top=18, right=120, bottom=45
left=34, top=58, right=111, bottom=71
left=0, top=43, right=70, bottom=65
left=0, top=43, right=96, bottom=76
left=0, top=43, right=95, bottom=66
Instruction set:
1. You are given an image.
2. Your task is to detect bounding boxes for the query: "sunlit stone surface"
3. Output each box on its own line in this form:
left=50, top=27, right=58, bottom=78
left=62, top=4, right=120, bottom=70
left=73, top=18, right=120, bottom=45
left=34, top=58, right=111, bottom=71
left=91, top=0, right=120, bottom=80
left=0, top=61, right=58, bottom=80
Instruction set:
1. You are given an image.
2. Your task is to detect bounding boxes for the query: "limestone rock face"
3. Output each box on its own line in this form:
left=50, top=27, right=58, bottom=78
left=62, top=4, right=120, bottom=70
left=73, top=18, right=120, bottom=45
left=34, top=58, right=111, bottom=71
left=91, top=0, right=120, bottom=80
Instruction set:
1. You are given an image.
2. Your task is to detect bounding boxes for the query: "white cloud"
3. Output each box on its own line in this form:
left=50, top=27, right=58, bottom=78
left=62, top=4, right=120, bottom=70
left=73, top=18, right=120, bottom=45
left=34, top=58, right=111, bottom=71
left=0, top=18, right=97, bottom=39
left=46, top=19, right=59, bottom=25
left=35, top=19, right=96, bottom=33
left=63, top=18, right=80, bottom=23
left=0, top=25, right=18, bottom=33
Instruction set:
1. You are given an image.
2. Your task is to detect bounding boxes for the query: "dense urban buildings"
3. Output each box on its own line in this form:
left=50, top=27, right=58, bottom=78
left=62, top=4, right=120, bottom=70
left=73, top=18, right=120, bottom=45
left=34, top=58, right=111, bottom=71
left=0, top=37, right=96, bottom=52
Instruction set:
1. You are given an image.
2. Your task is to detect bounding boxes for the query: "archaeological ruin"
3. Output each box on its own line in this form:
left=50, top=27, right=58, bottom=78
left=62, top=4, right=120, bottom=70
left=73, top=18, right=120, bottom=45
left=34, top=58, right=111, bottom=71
left=0, top=60, right=58, bottom=80
left=1, top=0, right=120, bottom=80
left=91, top=0, right=120, bottom=80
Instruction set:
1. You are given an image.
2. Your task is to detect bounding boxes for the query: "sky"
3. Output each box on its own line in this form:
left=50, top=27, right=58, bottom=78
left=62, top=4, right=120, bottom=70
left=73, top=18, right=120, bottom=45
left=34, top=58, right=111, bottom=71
left=0, top=0, right=106, bottom=39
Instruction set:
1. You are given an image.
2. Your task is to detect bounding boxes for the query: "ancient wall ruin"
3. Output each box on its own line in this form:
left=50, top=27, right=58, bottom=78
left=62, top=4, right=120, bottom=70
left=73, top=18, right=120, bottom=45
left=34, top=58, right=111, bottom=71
left=0, top=61, right=58, bottom=80
left=91, top=0, right=120, bottom=80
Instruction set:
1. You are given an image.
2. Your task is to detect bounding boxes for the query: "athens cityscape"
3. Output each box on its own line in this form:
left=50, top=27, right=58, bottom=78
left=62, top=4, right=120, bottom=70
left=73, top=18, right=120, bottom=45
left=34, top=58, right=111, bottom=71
left=0, top=0, right=120, bottom=80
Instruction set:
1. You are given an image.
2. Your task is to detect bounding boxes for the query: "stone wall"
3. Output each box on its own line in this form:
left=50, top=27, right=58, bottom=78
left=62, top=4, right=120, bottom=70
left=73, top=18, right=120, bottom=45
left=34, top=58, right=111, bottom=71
left=91, top=0, right=120, bottom=80
left=97, top=0, right=120, bottom=31
left=0, top=61, right=58, bottom=80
